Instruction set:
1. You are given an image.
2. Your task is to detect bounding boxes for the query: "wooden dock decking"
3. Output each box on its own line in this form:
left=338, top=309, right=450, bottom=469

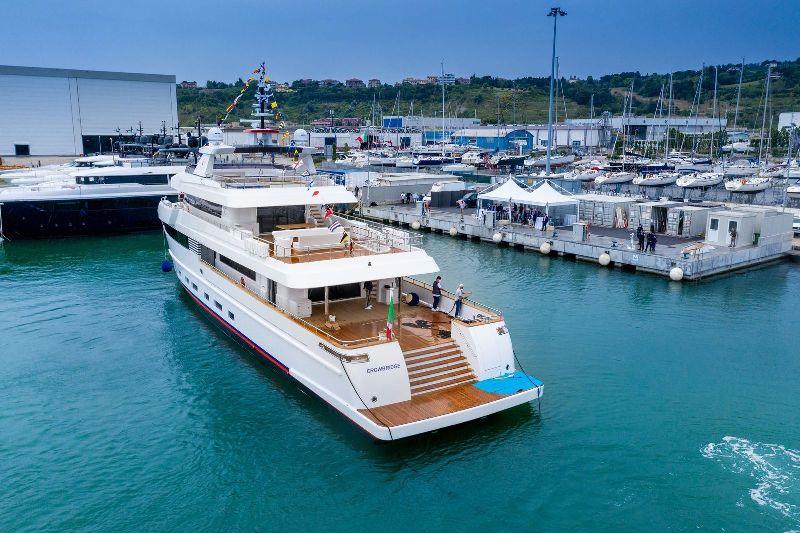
left=359, top=383, right=503, bottom=427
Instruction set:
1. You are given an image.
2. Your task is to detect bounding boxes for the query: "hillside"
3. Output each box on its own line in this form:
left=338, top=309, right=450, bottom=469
left=177, top=58, right=800, bottom=130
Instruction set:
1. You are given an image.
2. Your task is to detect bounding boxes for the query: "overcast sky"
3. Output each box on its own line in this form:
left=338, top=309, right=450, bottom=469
left=2, top=0, right=798, bottom=83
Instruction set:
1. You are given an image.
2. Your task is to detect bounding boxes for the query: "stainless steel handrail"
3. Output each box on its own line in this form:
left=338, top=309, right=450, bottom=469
left=403, top=277, right=503, bottom=319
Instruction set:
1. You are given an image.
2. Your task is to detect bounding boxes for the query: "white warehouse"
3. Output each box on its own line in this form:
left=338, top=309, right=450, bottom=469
left=0, top=65, right=177, bottom=156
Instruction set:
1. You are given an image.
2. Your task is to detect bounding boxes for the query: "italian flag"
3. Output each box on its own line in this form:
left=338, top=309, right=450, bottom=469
left=357, top=128, right=368, bottom=144
left=386, top=291, right=396, bottom=340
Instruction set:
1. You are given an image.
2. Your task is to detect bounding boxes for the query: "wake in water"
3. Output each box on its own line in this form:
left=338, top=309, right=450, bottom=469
left=702, top=436, right=800, bottom=523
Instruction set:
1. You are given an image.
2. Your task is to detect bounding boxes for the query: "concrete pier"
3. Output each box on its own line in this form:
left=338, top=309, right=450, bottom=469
left=361, top=205, right=794, bottom=281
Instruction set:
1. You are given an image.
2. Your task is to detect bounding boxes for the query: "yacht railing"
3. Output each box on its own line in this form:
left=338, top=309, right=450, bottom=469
left=267, top=216, right=422, bottom=263
left=200, top=259, right=386, bottom=349
left=402, top=277, right=503, bottom=325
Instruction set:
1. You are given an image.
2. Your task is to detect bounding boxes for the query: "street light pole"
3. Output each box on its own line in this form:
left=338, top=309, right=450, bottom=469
left=546, top=7, right=566, bottom=176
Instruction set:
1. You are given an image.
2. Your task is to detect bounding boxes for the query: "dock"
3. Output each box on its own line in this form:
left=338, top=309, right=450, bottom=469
left=360, top=205, right=794, bottom=281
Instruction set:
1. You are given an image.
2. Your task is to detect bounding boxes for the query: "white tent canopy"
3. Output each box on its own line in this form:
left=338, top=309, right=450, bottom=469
left=525, top=180, right=578, bottom=207
left=477, top=179, right=537, bottom=205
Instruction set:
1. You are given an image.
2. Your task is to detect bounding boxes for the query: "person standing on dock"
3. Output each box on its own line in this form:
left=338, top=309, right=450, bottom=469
left=432, top=276, right=442, bottom=311
left=636, top=223, right=645, bottom=251
left=729, top=226, right=737, bottom=247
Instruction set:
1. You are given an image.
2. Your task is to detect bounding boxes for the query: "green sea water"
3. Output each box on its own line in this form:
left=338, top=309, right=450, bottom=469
left=1, top=232, right=799, bottom=531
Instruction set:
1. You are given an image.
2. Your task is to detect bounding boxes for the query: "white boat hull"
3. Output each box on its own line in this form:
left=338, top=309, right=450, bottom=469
left=159, top=209, right=542, bottom=441
left=633, top=172, right=680, bottom=186
left=724, top=178, right=771, bottom=192
left=595, top=172, right=635, bottom=185
left=676, top=172, right=724, bottom=188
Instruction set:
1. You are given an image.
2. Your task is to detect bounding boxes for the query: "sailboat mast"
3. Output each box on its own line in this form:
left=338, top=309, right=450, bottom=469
left=665, top=72, right=673, bottom=159
left=692, top=65, right=704, bottom=158
left=758, top=63, right=772, bottom=163
left=441, top=61, right=446, bottom=155
left=711, top=66, right=718, bottom=159
left=733, top=57, right=744, bottom=131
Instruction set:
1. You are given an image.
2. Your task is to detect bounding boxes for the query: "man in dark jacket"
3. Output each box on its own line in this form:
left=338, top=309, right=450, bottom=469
left=636, top=223, right=645, bottom=251
left=432, top=276, right=442, bottom=311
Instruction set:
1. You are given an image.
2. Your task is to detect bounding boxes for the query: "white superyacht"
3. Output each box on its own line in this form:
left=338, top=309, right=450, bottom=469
left=158, top=128, right=542, bottom=440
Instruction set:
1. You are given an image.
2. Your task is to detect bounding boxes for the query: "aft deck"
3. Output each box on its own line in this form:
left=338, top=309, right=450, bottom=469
left=306, top=298, right=454, bottom=351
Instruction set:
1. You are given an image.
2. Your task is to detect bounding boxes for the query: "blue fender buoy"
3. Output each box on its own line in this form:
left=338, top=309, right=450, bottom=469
left=161, top=260, right=173, bottom=273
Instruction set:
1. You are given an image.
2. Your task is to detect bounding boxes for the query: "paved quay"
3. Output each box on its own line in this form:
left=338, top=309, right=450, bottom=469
left=361, top=204, right=793, bottom=281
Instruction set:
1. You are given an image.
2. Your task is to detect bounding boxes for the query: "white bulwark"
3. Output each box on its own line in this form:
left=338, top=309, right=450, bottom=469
left=0, top=65, right=177, bottom=156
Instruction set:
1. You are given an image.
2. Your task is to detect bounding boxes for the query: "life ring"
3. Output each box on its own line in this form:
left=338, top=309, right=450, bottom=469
left=741, top=178, right=746, bottom=185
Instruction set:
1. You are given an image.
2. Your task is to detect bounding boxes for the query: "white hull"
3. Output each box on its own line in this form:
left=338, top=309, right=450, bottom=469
left=594, top=172, right=635, bottom=185
left=163, top=237, right=540, bottom=440
left=676, top=172, right=724, bottom=188
left=724, top=178, right=771, bottom=193
left=722, top=164, right=759, bottom=178
left=633, top=172, right=680, bottom=186
left=786, top=186, right=800, bottom=199
left=566, top=169, right=603, bottom=181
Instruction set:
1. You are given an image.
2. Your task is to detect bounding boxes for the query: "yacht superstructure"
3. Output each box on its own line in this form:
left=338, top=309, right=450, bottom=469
left=0, top=165, right=182, bottom=238
left=158, top=128, right=542, bottom=440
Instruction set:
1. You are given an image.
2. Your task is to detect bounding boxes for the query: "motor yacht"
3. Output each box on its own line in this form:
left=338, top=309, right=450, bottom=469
left=0, top=165, right=182, bottom=238
left=157, top=128, right=543, bottom=440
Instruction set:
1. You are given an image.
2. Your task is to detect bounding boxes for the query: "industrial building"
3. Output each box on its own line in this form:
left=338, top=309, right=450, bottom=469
left=0, top=65, right=177, bottom=156
left=568, top=116, right=728, bottom=140
left=450, top=124, right=604, bottom=151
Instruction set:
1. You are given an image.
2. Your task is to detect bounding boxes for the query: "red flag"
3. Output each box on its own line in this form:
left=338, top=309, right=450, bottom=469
left=312, top=190, right=320, bottom=197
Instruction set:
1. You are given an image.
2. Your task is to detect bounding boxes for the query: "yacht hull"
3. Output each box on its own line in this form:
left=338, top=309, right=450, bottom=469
left=0, top=194, right=175, bottom=239
left=163, top=225, right=542, bottom=441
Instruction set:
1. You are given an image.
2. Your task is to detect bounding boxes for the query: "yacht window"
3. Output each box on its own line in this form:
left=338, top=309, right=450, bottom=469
left=219, top=254, right=256, bottom=280
left=257, top=205, right=306, bottom=233
left=192, top=283, right=197, bottom=290
left=228, top=311, right=235, bottom=320
left=164, top=224, right=189, bottom=248
left=200, top=244, right=216, bottom=264
left=215, top=301, right=222, bottom=311
left=309, top=283, right=361, bottom=302
left=204, top=293, right=209, bottom=300
left=709, top=218, right=719, bottom=231
left=185, top=194, right=223, bottom=218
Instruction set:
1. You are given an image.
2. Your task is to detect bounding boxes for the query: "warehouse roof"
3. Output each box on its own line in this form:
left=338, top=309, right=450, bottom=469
left=0, top=65, right=175, bottom=84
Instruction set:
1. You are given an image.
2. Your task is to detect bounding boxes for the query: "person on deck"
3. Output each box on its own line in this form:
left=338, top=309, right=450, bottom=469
left=729, top=226, right=737, bottom=247
left=363, top=280, right=374, bottom=310
left=432, top=276, right=442, bottom=311
left=454, top=283, right=469, bottom=318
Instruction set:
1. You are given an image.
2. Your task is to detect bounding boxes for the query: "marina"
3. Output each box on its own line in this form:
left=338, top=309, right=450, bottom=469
left=3, top=0, right=800, bottom=529
left=360, top=199, right=795, bottom=281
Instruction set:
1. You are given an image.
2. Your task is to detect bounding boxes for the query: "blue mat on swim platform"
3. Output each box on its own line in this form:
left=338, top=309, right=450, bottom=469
left=473, top=371, right=542, bottom=395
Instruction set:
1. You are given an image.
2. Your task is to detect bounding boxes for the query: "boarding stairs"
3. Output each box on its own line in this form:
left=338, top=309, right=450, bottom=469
left=308, top=205, right=327, bottom=226
left=403, top=340, right=476, bottom=396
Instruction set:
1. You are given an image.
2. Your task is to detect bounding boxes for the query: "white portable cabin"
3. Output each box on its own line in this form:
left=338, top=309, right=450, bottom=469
left=734, top=206, right=794, bottom=245
left=704, top=210, right=757, bottom=248
left=665, top=205, right=712, bottom=237
left=575, top=194, right=634, bottom=228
